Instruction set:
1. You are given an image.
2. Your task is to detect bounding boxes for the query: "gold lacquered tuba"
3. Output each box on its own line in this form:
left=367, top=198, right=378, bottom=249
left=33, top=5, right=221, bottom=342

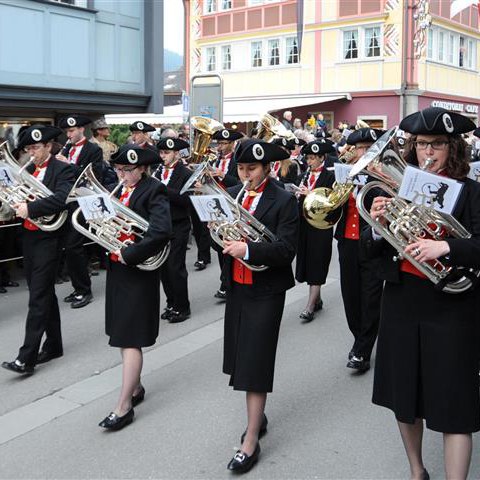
left=0, top=141, right=67, bottom=231
left=350, top=127, right=480, bottom=294
left=67, top=164, right=170, bottom=271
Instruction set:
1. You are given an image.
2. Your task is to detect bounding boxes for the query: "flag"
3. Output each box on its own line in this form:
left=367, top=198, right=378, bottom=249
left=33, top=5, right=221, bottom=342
left=450, top=0, right=478, bottom=18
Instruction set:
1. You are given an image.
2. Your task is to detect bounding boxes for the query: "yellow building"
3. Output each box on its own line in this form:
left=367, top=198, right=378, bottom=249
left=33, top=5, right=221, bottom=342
left=185, top=0, right=480, bottom=130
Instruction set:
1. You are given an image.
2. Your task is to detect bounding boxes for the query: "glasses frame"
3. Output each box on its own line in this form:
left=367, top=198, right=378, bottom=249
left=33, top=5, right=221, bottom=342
left=414, top=140, right=450, bottom=150
left=113, top=166, right=138, bottom=173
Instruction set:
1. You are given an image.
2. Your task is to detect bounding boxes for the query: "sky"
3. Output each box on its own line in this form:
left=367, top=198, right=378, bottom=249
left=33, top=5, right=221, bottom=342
left=163, top=0, right=185, bottom=55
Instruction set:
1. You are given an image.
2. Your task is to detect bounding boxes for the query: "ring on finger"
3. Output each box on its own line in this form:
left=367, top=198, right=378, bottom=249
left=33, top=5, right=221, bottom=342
left=414, top=248, right=421, bottom=256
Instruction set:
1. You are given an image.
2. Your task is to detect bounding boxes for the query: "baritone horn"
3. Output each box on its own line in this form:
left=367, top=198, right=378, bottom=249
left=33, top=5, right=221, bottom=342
left=0, top=141, right=67, bottom=231
left=350, top=127, right=480, bottom=294
left=255, top=113, right=297, bottom=143
left=67, top=164, right=170, bottom=271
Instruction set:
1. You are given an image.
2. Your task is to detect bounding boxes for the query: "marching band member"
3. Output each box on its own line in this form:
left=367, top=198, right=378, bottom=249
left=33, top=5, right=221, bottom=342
left=365, top=107, right=480, bottom=479
left=155, top=137, right=192, bottom=323
left=295, top=139, right=336, bottom=322
left=128, top=121, right=158, bottom=153
left=56, top=115, right=103, bottom=309
left=99, top=145, right=171, bottom=430
left=271, top=137, right=302, bottom=184
left=210, top=129, right=242, bottom=296
left=2, top=125, right=74, bottom=375
left=220, top=139, right=298, bottom=473
left=335, top=128, right=384, bottom=373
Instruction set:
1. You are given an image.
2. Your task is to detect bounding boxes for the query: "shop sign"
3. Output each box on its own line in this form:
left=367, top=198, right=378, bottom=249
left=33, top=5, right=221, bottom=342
left=431, top=100, right=478, bottom=114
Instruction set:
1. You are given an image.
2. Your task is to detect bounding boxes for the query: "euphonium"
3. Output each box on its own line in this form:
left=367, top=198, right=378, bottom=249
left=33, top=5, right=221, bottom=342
left=0, top=141, right=67, bottom=231
left=194, top=178, right=277, bottom=272
left=67, top=164, right=170, bottom=271
left=180, top=116, right=225, bottom=195
left=350, top=127, right=479, bottom=294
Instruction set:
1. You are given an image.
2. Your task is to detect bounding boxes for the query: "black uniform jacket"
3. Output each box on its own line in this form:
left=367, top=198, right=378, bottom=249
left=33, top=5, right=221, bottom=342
left=360, top=177, right=480, bottom=284
left=119, top=176, right=172, bottom=266
left=26, top=156, right=75, bottom=222
left=221, top=180, right=299, bottom=296
left=154, top=162, right=192, bottom=223
left=215, top=154, right=239, bottom=188
left=64, top=141, right=103, bottom=182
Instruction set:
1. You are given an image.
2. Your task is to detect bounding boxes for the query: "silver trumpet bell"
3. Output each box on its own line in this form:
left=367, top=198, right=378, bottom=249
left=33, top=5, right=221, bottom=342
left=350, top=128, right=479, bottom=294
left=67, top=164, right=170, bottom=271
left=0, top=141, right=67, bottom=231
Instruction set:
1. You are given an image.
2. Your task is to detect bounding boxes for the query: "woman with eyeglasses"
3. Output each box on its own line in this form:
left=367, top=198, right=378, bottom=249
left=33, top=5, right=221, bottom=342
left=98, top=145, right=172, bottom=431
left=364, top=107, right=480, bottom=479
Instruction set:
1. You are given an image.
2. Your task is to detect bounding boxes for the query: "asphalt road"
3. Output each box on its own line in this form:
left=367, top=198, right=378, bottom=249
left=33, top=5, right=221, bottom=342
left=0, top=246, right=479, bottom=479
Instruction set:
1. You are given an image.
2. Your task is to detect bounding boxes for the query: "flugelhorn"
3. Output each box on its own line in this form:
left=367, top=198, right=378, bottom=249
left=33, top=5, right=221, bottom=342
left=67, top=164, right=170, bottom=271
left=0, top=141, right=67, bottom=231
left=350, top=127, right=480, bottom=294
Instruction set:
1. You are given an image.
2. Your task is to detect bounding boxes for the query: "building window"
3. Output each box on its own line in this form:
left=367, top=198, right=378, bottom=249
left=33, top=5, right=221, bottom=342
left=251, top=41, right=263, bottom=67
left=50, top=0, right=88, bottom=6
left=268, top=39, right=280, bottom=66
left=206, top=47, right=216, bottom=71
left=286, top=37, right=299, bottom=64
left=343, top=30, right=358, bottom=59
left=365, top=27, right=381, bottom=57
left=221, top=45, right=231, bottom=70
left=438, top=31, right=444, bottom=62
left=205, top=0, right=217, bottom=14
left=221, top=0, right=232, bottom=9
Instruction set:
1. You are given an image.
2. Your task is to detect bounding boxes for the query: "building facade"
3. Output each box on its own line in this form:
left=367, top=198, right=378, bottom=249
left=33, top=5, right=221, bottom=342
left=0, top=0, right=163, bottom=139
left=185, top=0, right=480, bottom=130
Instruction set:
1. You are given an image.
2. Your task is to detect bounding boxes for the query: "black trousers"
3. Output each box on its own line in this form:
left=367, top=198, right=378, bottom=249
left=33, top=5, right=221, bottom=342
left=18, top=230, right=62, bottom=366
left=0, top=223, right=18, bottom=284
left=338, top=238, right=383, bottom=360
left=160, top=219, right=190, bottom=312
left=190, top=209, right=211, bottom=263
left=62, top=223, right=91, bottom=295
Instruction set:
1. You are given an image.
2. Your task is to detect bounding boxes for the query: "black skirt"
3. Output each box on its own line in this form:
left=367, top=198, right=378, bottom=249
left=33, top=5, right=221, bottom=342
left=373, top=272, right=480, bottom=433
left=105, top=260, right=161, bottom=348
left=223, top=283, right=286, bottom=393
left=295, top=216, right=333, bottom=285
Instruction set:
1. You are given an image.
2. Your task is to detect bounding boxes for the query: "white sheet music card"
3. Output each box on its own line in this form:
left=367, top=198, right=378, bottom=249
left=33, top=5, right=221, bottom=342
left=189, top=194, right=234, bottom=222
left=398, top=165, right=463, bottom=215
left=334, top=163, right=367, bottom=186
left=0, top=166, right=15, bottom=187
left=467, top=161, right=480, bottom=182
left=77, top=194, right=116, bottom=221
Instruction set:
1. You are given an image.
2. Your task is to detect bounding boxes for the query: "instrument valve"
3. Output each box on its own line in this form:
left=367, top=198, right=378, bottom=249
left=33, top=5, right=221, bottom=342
left=392, top=254, right=403, bottom=262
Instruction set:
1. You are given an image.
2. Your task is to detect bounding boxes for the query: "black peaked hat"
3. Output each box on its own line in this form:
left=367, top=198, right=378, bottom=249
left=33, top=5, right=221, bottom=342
left=314, top=129, right=332, bottom=139
left=58, top=115, right=92, bottom=128
left=473, top=127, right=480, bottom=138
left=272, top=136, right=305, bottom=151
left=110, top=144, right=158, bottom=166
left=234, top=139, right=290, bottom=164
left=157, top=137, right=189, bottom=151
left=129, top=121, right=156, bottom=133
left=399, top=107, right=476, bottom=135
left=17, top=125, right=63, bottom=148
left=212, top=129, right=243, bottom=142
left=347, top=128, right=385, bottom=145
left=301, top=139, right=335, bottom=156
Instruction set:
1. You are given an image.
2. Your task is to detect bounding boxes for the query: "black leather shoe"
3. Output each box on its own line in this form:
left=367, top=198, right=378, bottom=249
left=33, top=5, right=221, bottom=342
left=314, top=300, right=323, bottom=312
left=2, top=280, right=19, bottom=287
left=71, top=293, right=93, bottom=309
left=348, top=350, right=355, bottom=361
left=168, top=309, right=191, bottom=323
left=99, top=408, right=134, bottom=430
left=37, top=351, right=63, bottom=365
left=0, top=286, right=6, bottom=293
left=240, top=414, right=268, bottom=443
left=299, top=310, right=315, bottom=323
left=132, top=386, right=145, bottom=407
left=227, top=443, right=260, bottom=474
left=194, top=260, right=207, bottom=270
left=64, top=291, right=78, bottom=303
left=214, top=289, right=227, bottom=300
left=2, top=360, right=34, bottom=375
left=422, top=468, right=430, bottom=480
left=346, top=355, right=370, bottom=373
left=161, top=307, right=173, bottom=320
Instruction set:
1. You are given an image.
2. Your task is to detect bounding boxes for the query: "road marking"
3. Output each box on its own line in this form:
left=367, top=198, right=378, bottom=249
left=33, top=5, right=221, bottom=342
left=0, top=278, right=337, bottom=445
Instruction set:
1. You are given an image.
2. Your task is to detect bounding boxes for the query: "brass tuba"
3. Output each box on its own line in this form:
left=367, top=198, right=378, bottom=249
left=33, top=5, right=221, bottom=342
left=0, top=141, right=67, bottom=231
left=67, top=164, right=170, bottom=271
left=350, top=127, right=479, bottom=294
left=255, top=113, right=297, bottom=143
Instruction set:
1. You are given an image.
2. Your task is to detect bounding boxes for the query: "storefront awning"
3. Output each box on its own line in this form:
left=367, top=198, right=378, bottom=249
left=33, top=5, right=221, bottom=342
left=105, top=93, right=351, bottom=125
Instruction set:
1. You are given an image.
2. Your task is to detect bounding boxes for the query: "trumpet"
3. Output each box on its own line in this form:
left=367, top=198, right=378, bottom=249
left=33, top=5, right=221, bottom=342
left=67, top=164, right=170, bottom=271
left=0, top=141, right=67, bottom=231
